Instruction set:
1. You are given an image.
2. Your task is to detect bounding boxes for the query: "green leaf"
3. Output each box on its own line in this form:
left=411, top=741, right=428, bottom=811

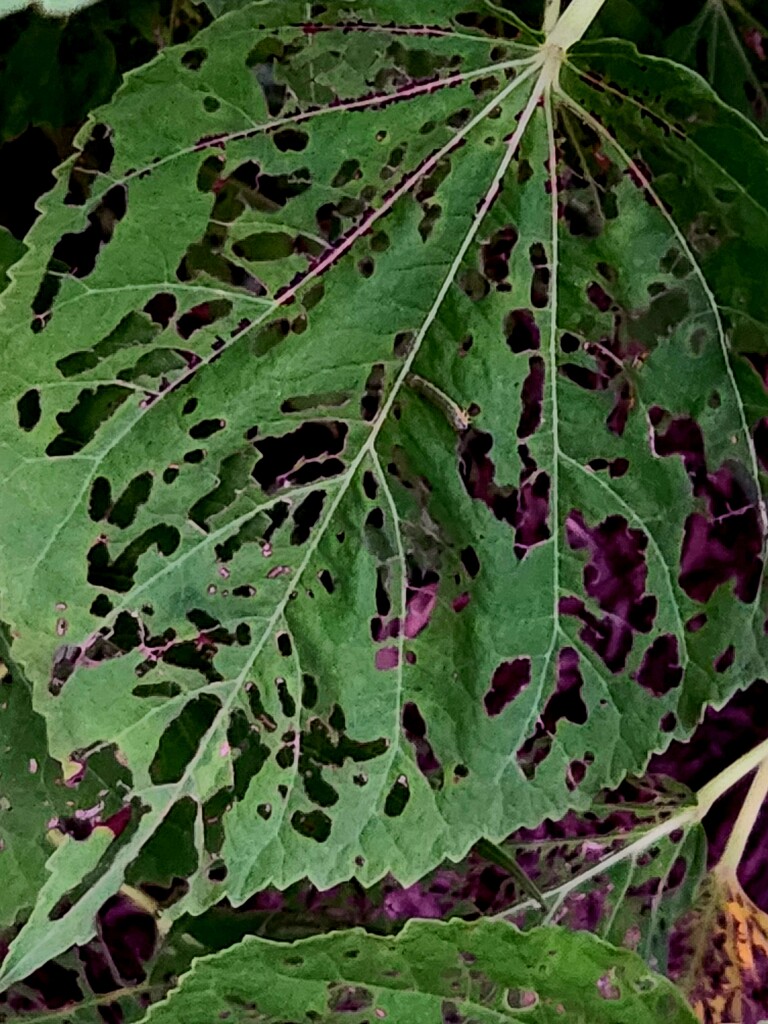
left=0, top=653, right=63, bottom=929
left=665, top=0, right=768, bottom=126
left=140, top=919, right=698, bottom=1023
left=486, top=776, right=707, bottom=972
left=0, top=826, right=113, bottom=987
left=2, top=0, right=768, bottom=985
left=191, top=0, right=249, bottom=15
left=0, top=0, right=102, bottom=18
left=0, top=228, right=24, bottom=294
left=0, top=3, right=169, bottom=144
left=588, top=0, right=768, bottom=128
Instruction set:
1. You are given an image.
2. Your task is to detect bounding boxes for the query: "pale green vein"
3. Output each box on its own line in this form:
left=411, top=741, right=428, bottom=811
left=370, top=446, right=408, bottom=806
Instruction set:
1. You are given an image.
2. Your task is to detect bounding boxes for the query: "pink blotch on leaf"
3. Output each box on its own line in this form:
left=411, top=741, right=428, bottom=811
left=404, top=582, right=438, bottom=638
left=104, top=805, right=132, bottom=838
left=375, top=647, right=400, bottom=671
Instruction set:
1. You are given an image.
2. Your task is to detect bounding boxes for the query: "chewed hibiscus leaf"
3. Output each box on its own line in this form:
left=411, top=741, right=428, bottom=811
left=139, top=918, right=698, bottom=1024
left=1, top=0, right=768, bottom=987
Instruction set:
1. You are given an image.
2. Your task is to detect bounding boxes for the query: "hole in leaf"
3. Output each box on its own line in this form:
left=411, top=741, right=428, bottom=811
left=484, top=658, right=531, bottom=717
left=17, top=389, right=41, bottom=430
left=529, top=242, right=549, bottom=308
left=144, top=292, right=177, bottom=327
left=291, top=490, right=326, bottom=545
left=361, top=364, right=385, bottom=422
left=108, top=472, right=154, bottom=529
left=504, top=308, right=540, bottom=353
left=87, top=525, right=181, bottom=593
left=252, top=421, right=347, bottom=492
left=635, top=635, right=683, bottom=696
left=460, top=546, right=480, bottom=579
left=181, top=48, right=207, bottom=70
left=714, top=645, right=735, bottom=674
left=46, top=385, right=131, bottom=457
left=65, top=123, right=114, bottom=206
left=402, top=702, right=443, bottom=788
left=291, top=809, right=332, bottom=842
left=457, top=268, right=490, bottom=302
left=517, top=649, right=587, bottom=779
left=273, top=128, right=309, bottom=152
left=150, top=694, right=222, bottom=784
left=481, top=225, right=518, bottom=285
left=517, top=356, right=544, bottom=439
left=384, top=775, right=410, bottom=817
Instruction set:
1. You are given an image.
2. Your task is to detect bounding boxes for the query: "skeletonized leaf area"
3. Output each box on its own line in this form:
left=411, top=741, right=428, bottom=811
left=1, top=0, right=768, bottom=952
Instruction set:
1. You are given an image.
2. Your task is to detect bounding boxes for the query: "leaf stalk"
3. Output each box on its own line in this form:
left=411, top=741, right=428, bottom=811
left=498, top=734, right=768, bottom=919
left=545, top=0, right=608, bottom=51
left=543, top=0, right=562, bottom=34
left=712, top=753, right=768, bottom=880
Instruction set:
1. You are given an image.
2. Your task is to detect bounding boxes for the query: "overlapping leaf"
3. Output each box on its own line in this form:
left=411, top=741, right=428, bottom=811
left=0, top=655, right=65, bottom=930
left=0, top=0, right=101, bottom=17
left=590, top=0, right=768, bottom=127
left=2, top=0, right=768, bottom=988
left=671, top=870, right=768, bottom=1023
left=140, top=918, right=698, bottom=1023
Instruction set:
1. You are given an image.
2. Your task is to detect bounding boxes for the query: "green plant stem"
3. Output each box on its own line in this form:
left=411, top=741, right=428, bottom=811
left=545, top=0, right=608, bottom=50
left=695, top=733, right=768, bottom=812
left=496, top=734, right=768, bottom=920
left=716, top=753, right=768, bottom=880
left=543, top=0, right=562, bottom=33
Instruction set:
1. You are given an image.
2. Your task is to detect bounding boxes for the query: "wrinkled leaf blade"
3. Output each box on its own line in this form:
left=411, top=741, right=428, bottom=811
left=0, top=827, right=113, bottom=987
left=0, top=656, right=65, bottom=928
left=140, top=918, right=698, bottom=1023
left=1, top=2, right=768, bottom=985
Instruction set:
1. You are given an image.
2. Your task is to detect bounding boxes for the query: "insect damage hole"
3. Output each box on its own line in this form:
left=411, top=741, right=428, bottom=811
left=384, top=775, right=410, bottom=817
left=252, top=421, right=348, bottom=492
left=484, top=658, right=531, bottom=717
left=17, top=389, right=41, bottom=430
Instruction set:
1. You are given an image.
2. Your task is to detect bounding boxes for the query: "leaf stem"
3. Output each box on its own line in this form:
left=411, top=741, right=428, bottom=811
left=543, top=0, right=562, bottom=34
left=695, top=734, right=768, bottom=814
left=497, top=735, right=768, bottom=919
left=545, top=0, right=608, bottom=50
left=715, top=754, right=768, bottom=880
